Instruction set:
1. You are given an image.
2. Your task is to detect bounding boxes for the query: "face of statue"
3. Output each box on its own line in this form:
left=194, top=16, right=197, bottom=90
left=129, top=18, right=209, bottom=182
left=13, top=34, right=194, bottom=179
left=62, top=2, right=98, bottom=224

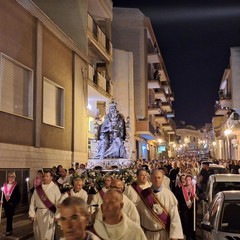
left=109, top=105, right=116, bottom=115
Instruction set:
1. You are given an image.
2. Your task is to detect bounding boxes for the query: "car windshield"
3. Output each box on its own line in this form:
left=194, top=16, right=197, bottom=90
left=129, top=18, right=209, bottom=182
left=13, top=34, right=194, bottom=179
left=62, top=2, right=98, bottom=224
left=210, top=167, right=228, bottom=174
left=212, top=182, right=240, bottom=199
left=220, top=201, right=240, bottom=233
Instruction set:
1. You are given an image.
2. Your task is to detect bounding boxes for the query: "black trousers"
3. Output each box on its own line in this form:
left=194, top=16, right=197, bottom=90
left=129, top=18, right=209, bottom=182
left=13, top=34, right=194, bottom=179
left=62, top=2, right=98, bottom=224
left=3, top=202, right=16, bottom=232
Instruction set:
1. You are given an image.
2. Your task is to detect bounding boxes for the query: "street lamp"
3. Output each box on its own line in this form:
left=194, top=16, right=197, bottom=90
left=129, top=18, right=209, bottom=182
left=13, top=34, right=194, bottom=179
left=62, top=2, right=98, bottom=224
left=224, top=129, right=232, bottom=160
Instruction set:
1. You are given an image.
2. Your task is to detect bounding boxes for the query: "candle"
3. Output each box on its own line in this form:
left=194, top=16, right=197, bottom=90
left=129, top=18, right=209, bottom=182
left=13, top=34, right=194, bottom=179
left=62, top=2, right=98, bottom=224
left=25, top=177, right=30, bottom=192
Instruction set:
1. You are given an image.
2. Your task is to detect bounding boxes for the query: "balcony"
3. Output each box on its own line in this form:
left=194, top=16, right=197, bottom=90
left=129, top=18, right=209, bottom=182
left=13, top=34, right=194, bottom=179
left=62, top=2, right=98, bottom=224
left=136, top=120, right=155, bottom=140
left=148, top=102, right=162, bottom=115
left=154, top=88, right=167, bottom=102
left=159, top=70, right=167, bottom=82
left=162, top=123, right=173, bottom=131
left=214, top=102, right=229, bottom=116
left=147, top=52, right=160, bottom=64
left=148, top=79, right=161, bottom=89
left=87, top=13, right=112, bottom=62
left=166, top=110, right=175, bottom=118
left=162, top=102, right=172, bottom=112
left=226, top=112, right=240, bottom=133
left=219, top=90, right=231, bottom=108
left=88, top=65, right=113, bottom=99
left=155, top=113, right=168, bottom=124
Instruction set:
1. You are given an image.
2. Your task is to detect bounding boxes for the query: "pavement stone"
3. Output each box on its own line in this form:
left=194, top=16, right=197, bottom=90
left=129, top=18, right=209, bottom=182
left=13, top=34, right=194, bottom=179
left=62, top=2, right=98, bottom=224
left=0, top=213, right=33, bottom=240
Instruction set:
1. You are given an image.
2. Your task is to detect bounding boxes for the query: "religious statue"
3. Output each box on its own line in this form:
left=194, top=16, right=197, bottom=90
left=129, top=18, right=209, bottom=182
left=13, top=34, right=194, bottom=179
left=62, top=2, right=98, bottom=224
left=95, top=101, right=127, bottom=159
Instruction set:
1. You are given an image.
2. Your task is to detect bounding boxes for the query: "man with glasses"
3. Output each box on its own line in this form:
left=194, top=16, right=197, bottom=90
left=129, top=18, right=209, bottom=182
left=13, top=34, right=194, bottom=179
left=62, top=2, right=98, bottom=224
left=59, top=197, right=100, bottom=240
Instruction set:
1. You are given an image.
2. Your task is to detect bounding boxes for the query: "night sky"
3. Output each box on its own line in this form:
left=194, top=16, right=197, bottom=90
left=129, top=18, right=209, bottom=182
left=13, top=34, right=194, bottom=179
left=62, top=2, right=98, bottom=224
left=112, top=0, right=240, bottom=127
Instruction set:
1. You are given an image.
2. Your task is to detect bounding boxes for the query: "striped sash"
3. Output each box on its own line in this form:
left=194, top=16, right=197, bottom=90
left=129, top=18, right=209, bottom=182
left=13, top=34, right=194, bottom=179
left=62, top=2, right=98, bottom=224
left=36, top=185, right=56, bottom=214
left=140, top=188, right=170, bottom=230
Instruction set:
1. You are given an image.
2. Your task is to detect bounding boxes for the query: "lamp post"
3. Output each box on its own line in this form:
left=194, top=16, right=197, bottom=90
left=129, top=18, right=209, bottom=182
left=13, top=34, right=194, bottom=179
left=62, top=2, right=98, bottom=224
left=224, top=129, right=232, bottom=160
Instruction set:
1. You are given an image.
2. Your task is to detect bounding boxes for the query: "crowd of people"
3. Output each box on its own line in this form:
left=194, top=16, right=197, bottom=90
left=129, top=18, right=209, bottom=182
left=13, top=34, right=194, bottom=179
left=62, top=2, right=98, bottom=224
left=1, top=156, right=240, bottom=239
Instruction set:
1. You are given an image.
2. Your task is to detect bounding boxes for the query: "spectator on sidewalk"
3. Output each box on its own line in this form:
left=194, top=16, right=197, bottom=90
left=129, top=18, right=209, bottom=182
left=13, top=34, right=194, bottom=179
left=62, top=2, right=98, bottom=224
left=1, top=171, right=21, bottom=236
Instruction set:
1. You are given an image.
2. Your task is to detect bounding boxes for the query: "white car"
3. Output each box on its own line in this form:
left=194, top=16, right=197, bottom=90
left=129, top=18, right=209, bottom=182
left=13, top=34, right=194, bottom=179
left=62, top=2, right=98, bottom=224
left=201, top=191, right=240, bottom=239
left=202, top=174, right=240, bottom=215
left=205, top=174, right=240, bottom=203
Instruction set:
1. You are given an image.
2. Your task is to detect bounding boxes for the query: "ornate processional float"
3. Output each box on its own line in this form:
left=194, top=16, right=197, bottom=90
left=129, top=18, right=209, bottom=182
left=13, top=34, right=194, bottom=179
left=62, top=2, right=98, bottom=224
left=87, top=101, right=134, bottom=169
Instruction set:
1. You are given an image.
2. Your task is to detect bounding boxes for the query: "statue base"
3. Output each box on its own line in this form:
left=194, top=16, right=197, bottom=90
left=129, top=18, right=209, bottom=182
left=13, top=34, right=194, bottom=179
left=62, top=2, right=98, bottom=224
left=87, top=158, right=134, bottom=170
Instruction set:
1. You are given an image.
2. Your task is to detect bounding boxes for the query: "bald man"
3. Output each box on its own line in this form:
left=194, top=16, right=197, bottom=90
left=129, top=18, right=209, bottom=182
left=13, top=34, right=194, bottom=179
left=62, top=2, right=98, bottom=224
left=137, top=170, right=183, bottom=240
left=93, top=189, right=146, bottom=240
left=93, top=179, right=140, bottom=225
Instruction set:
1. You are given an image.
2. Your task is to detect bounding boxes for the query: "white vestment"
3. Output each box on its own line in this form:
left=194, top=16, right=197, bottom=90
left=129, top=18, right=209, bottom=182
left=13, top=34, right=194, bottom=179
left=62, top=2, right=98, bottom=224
left=137, top=186, right=184, bottom=240
left=60, top=188, right=88, bottom=203
left=60, top=230, right=101, bottom=240
left=94, top=193, right=140, bottom=225
left=163, top=176, right=170, bottom=189
left=29, top=181, right=61, bottom=240
left=93, top=212, right=147, bottom=240
left=124, top=181, right=151, bottom=205
left=91, top=187, right=108, bottom=206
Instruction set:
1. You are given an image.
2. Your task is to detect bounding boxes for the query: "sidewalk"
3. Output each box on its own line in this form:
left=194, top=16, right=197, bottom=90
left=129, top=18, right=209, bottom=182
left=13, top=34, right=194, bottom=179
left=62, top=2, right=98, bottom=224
left=0, top=213, right=33, bottom=240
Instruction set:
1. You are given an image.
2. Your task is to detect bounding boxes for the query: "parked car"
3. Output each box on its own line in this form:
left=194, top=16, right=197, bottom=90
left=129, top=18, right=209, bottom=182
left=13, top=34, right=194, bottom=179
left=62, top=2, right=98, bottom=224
left=201, top=191, right=240, bottom=239
left=200, top=162, right=228, bottom=174
left=202, top=174, right=240, bottom=215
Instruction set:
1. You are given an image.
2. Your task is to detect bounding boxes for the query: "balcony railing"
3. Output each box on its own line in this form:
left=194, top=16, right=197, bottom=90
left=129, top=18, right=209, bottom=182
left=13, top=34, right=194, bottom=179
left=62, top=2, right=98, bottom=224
left=219, top=90, right=231, bottom=100
left=88, top=65, right=113, bottom=96
left=87, top=13, right=112, bottom=59
left=214, top=102, right=229, bottom=115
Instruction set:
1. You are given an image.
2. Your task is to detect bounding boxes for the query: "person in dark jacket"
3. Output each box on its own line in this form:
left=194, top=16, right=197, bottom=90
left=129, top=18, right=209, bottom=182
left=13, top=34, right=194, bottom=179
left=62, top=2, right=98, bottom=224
left=1, top=171, right=21, bottom=236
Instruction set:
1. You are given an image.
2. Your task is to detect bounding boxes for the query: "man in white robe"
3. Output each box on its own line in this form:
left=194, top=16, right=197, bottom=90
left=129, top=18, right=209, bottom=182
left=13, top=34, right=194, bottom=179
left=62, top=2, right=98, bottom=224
left=90, top=176, right=112, bottom=208
left=124, top=168, right=151, bottom=205
left=93, top=178, right=140, bottom=225
left=93, top=189, right=146, bottom=240
left=60, top=178, right=88, bottom=203
left=137, top=170, right=184, bottom=240
left=29, top=169, right=61, bottom=240
left=59, top=197, right=100, bottom=240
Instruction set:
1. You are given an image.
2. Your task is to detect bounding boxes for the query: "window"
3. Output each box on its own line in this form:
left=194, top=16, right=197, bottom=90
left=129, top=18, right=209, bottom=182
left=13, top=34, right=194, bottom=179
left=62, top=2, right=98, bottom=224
left=0, top=53, right=33, bottom=118
left=43, top=78, right=64, bottom=127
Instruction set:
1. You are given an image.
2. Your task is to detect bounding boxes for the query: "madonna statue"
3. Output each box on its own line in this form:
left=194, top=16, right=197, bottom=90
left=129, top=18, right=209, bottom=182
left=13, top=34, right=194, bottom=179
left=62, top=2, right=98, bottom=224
left=95, top=101, right=127, bottom=159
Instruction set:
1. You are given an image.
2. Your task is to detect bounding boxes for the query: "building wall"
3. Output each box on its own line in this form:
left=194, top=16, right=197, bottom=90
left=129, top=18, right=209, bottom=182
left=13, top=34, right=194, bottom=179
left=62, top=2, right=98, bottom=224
left=231, top=47, right=240, bottom=114
left=112, top=8, right=148, bottom=119
left=112, top=48, right=135, bottom=159
left=0, top=0, right=36, bottom=146
left=32, top=0, right=88, bottom=53
left=0, top=0, right=89, bottom=175
left=41, top=27, right=73, bottom=150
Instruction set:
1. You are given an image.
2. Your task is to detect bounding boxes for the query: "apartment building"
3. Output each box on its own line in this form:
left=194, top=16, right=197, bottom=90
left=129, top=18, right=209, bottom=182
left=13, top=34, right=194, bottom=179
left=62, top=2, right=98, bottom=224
left=0, top=0, right=92, bottom=198
left=112, top=8, right=175, bottom=160
left=213, top=47, right=240, bottom=160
